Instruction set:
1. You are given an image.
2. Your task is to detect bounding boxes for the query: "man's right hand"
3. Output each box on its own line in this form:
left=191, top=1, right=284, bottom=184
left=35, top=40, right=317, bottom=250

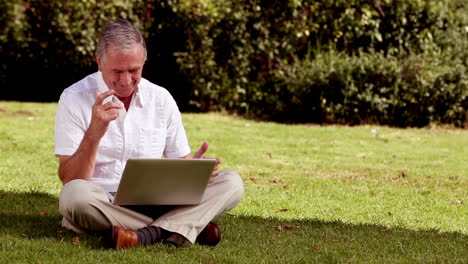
left=58, top=90, right=123, bottom=184
left=88, top=90, right=123, bottom=140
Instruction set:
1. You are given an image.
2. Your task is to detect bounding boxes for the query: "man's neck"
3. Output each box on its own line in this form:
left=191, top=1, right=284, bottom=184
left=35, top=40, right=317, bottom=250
left=115, top=92, right=134, bottom=111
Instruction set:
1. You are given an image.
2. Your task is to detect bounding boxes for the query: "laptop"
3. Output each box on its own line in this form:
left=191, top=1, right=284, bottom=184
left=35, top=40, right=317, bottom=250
left=111, top=158, right=217, bottom=205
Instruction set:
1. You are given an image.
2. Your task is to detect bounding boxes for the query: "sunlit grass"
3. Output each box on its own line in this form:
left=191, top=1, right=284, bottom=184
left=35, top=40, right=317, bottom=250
left=0, top=101, right=467, bottom=263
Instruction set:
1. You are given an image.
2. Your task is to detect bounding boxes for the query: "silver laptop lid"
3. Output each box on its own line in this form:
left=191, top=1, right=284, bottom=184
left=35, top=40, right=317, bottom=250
left=113, top=158, right=216, bottom=205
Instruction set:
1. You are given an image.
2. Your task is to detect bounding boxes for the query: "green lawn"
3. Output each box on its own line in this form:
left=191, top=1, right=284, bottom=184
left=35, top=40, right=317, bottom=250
left=0, top=101, right=467, bottom=263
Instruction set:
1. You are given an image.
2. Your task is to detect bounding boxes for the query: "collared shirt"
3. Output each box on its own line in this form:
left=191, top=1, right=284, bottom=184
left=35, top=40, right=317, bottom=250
left=55, top=72, right=191, bottom=191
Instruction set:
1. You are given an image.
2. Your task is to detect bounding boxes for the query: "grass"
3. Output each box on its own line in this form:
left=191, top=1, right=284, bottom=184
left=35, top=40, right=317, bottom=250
left=0, top=101, right=467, bottom=263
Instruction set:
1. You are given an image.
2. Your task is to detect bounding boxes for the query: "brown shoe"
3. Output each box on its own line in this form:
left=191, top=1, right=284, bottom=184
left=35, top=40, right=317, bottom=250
left=164, top=233, right=189, bottom=248
left=164, top=222, right=221, bottom=248
left=196, top=222, right=221, bottom=247
left=112, top=226, right=139, bottom=249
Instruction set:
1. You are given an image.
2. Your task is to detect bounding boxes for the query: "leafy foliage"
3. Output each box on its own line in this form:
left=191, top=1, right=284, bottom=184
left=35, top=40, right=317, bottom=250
left=0, top=0, right=149, bottom=101
left=271, top=51, right=467, bottom=127
left=162, top=0, right=467, bottom=126
left=1, top=0, right=467, bottom=126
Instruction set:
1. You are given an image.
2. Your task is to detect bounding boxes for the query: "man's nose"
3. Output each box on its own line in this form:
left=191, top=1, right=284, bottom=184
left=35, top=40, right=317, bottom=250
left=119, top=72, right=132, bottom=85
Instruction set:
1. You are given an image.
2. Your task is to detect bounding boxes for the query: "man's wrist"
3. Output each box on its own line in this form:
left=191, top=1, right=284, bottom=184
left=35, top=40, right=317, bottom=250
left=82, top=129, right=104, bottom=146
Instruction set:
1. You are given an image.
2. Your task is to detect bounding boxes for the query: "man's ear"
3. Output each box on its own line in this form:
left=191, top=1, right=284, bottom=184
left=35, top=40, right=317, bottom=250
left=96, top=53, right=103, bottom=72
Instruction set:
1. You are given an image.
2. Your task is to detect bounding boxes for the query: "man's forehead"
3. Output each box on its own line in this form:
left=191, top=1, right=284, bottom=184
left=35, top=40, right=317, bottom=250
left=103, top=45, right=145, bottom=68
left=106, top=44, right=143, bottom=56
left=110, top=65, right=142, bottom=71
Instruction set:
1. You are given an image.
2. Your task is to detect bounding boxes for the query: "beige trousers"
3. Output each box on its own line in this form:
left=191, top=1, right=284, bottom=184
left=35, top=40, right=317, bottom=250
left=59, top=170, right=244, bottom=243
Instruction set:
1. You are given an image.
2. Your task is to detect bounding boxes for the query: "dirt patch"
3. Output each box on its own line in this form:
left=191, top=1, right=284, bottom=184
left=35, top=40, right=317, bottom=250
left=313, top=172, right=375, bottom=181
left=0, top=109, right=35, bottom=117
left=14, top=110, right=35, bottom=116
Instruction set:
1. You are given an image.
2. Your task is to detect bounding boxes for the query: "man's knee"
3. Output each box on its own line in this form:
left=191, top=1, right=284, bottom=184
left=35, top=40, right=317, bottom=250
left=217, top=170, right=244, bottom=200
left=59, top=179, right=104, bottom=218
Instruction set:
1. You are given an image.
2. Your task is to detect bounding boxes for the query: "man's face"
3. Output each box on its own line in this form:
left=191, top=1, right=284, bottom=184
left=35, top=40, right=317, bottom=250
left=96, top=43, right=144, bottom=98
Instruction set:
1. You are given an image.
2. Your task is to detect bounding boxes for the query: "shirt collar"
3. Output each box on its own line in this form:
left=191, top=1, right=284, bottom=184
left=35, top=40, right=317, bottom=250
left=95, top=71, right=145, bottom=108
left=134, top=83, right=145, bottom=107
left=96, top=71, right=108, bottom=94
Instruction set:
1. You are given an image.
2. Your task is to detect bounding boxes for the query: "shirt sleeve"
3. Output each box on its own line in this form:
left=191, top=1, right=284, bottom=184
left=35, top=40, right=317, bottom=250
left=163, top=95, right=191, bottom=158
left=54, top=93, right=86, bottom=156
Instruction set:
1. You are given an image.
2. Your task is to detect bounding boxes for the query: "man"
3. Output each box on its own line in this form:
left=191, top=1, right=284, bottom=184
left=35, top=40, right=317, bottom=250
left=54, top=18, right=244, bottom=248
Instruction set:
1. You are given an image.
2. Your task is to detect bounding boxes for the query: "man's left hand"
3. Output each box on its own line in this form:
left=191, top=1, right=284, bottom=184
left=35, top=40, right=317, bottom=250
left=193, top=141, right=222, bottom=178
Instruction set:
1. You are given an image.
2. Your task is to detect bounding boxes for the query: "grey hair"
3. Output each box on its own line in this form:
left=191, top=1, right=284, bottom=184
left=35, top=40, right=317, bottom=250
left=96, top=18, right=147, bottom=64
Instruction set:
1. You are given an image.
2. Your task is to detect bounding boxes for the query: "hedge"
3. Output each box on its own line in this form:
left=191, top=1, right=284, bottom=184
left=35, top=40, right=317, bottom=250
left=0, top=0, right=149, bottom=101
left=1, top=0, right=467, bottom=127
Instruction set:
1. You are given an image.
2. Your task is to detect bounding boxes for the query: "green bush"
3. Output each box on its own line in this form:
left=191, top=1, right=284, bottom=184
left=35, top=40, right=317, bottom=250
left=0, top=0, right=148, bottom=101
left=164, top=0, right=467, bottom=127
left=1, top=0, right=467, bottom=127
left=271, top=51, right=467, bottom=127
left=0, top=0, right=148, bottom=63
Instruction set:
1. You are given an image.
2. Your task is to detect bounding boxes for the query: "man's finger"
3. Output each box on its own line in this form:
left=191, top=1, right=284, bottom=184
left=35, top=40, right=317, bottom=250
left=209, top=172, right=219, bottom=183
left=105, top=109, right=121, bottom=119
left=108, top=112, right=120, bottom=121
left=102, top=101, right=123, bottom=111
left=95, top=90, right=115, bottom=106
left=193, top=141, right=209, bottom=159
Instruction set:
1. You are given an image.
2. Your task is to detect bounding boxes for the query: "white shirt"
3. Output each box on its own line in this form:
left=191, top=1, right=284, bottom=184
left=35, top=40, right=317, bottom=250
left=55, top=72, right=191, bottom=191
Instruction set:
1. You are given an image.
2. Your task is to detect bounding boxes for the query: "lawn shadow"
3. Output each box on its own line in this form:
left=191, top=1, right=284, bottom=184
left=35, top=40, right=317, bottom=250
left=0, top=190, right=107, bottom=249
left=217, top=214, right=468, bottom=262
left=1, top=191, right=467, bottom=261
left=0, top=190, right=63, bottom=238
